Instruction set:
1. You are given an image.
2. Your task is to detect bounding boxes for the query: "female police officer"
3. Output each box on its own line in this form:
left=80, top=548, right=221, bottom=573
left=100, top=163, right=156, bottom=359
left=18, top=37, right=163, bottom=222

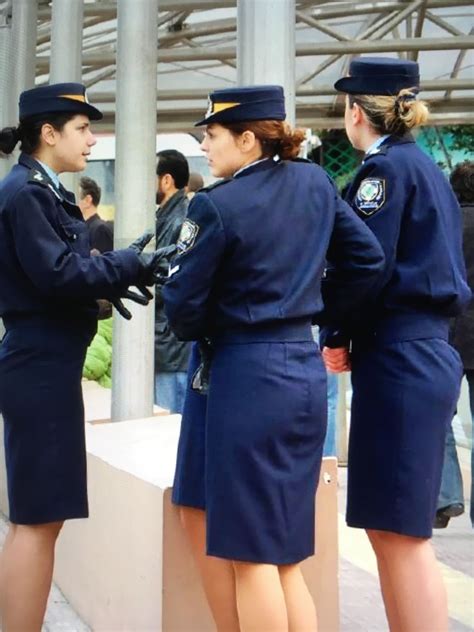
left=323, top=58, right=471, bottom=631
left=163, top=85, right=385, bottom=631
left=0, top=83, right=169, bottom=630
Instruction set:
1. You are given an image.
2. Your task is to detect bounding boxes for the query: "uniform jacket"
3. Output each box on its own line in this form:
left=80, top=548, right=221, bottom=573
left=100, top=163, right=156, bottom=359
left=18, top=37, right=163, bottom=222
left=0, top=153, right=141, bottom=330
left=86, top=213, right=114, bottom=253
left=450, top=203, right=474, bottom=368
left=155, top=189, right=191, bottom=372
left=163, top=158, right=385, bottom=342
left=339, top=135, right=471, bottom=339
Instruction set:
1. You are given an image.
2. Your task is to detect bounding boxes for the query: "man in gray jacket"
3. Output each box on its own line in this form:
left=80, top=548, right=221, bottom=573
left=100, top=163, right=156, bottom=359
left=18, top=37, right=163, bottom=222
left=154, top=150, right=191, bottom=413
left=436, top=160, right=474, bottom=528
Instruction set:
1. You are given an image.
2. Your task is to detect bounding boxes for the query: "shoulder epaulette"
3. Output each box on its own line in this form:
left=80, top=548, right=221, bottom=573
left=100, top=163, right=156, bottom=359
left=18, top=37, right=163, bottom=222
left=27, top=168, right=63, bottom=200
left=28, top=169, right=50, bottom=187
left=200, top=177, right=233, bottom=193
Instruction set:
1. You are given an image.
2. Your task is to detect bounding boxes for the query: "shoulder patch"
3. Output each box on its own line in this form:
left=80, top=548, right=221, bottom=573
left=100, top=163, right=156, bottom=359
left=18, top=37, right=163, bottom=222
left=355, top=178, right=386, bottom=216
left=177, top=219, right=199, bottom=254
left=200, top=177, right=232, bottom=193
left=28, top=169, right=48, bottom=186
left=28, top=169, right=63, bottom=200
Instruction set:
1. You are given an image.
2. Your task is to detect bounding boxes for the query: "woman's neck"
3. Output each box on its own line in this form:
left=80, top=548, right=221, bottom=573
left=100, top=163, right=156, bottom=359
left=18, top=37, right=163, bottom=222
left=32, top=150, right=60, bottom=174
left=357, top=128, right=383, bottom=153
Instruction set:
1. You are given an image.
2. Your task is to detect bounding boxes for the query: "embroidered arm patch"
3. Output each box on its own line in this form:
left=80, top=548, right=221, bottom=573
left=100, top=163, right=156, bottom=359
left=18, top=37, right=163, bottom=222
left=355, top=178, right=385, bottom=216
left=177, top=219, right=199, bottom=254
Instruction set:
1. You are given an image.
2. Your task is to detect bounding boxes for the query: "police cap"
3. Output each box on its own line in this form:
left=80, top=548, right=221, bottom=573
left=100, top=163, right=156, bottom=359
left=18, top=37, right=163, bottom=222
left=19, top=83, right=103, bottom=121
left=334, top=57, right=420, bottom=96
left=195, top=85, right=286, bottom=127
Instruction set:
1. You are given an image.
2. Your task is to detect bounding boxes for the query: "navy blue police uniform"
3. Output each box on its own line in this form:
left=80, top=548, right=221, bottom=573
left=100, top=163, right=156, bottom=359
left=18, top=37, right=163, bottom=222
left=0, top=84, right=152, bottom=525
left=163, top=85, right=385, bottom=564
left=331, top=58, right=472, bottom=538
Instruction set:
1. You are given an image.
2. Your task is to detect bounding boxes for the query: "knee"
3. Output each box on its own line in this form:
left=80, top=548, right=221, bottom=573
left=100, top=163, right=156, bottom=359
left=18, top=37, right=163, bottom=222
left=367, top=529, right=429, bottom=558
left=15, top=520, right=64, bottom=542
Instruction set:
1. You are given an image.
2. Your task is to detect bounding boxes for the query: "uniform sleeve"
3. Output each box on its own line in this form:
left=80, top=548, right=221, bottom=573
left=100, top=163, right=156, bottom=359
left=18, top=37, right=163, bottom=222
left=320, top=192, right=385, bottom=332
left=7, top=186, right=141, bottom=298
left=349, top=156, right=406, bottom=291
left=163, top=192, right=226, bottom=340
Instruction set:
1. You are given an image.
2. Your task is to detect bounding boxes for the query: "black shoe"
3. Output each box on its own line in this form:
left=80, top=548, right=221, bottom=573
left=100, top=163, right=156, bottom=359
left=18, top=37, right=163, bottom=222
left=433, top=503, right=465, bottom=528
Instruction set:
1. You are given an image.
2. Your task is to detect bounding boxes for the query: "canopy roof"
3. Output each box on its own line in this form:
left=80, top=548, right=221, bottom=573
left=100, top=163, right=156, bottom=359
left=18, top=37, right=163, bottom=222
left=2, top=0, right=474, bottom=130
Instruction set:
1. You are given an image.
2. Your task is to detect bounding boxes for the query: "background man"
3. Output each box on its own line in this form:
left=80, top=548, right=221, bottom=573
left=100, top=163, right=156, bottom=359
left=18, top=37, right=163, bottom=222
left=155, top=149, right=191, bottom=413
left=78, top=176, right=113, bottom=253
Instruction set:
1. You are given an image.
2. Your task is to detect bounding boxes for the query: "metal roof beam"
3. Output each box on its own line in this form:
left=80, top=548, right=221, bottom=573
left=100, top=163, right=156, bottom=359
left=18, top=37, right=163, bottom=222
left=425, top=10, right=464, bottom=36
left=310, top=0, right=474, bottom=21
left=37, top=0, right=236, bottom=19
left=36, top=34, right=473, bottom=69
left=295, top=9, right=349, bottom=41
left=409, top=0, right=429, bottom=61
left=88, top=78, right=474, bottom=103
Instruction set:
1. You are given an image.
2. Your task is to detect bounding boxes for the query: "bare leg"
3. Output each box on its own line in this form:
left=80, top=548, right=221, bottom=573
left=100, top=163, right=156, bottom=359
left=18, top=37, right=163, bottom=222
left=279, top=563, right=317, bottom=632
left=0, top=521, right=63, bottom=632
left=367, top=529, right=448, bottom=632
left=179, top=507, right=240, bottom=631
left=233, top=561, right=287, bottom=632
left=368, top=537, right=402, bottom=632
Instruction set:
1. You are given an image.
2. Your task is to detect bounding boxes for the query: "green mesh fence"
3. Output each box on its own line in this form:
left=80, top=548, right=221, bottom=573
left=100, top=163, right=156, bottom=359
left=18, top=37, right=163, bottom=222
left=322, top=134, right=359, bottom=181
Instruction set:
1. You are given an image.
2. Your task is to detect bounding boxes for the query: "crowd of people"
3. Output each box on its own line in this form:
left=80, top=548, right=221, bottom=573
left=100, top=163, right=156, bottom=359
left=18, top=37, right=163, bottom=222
left=0, top=56, right=471, bottom=632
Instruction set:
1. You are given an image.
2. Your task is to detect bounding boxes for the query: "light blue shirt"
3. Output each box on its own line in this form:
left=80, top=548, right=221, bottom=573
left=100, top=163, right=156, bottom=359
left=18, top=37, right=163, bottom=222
left=365, top=135, right=390, bottom=157
left=36, top=159, right=61, bottom=190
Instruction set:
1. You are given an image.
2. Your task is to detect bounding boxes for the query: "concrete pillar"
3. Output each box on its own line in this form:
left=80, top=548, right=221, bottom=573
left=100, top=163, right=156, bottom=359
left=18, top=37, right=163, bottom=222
left=111, top=0, right=158, bottom=421
left=12, top=0, right=37, bottom=98
left=50, top=0, right=83, bottom=84
left=237, top=0, right=296, bottom=124
left=50, top=0, right=84, bottom=194
left=0, top=6, right=13, bottom=181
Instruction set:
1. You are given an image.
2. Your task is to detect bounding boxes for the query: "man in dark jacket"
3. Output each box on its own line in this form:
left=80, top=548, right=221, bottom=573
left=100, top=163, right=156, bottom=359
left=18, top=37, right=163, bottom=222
left=436, top=160, right=474, bottom=528
left=78, top=176, right=114, bottom=253
left=154, top=150, right=191, bottom=413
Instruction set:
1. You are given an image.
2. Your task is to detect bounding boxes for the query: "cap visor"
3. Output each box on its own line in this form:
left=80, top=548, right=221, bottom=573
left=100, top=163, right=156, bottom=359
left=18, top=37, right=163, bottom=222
left=334, top=77, right=357, bottom=94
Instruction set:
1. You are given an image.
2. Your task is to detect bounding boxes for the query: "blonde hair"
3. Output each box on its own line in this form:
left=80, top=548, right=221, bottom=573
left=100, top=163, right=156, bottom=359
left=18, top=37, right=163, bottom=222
left=222, top=120, right=305, bottom=160
left=349, top=87, right=429, bottom=136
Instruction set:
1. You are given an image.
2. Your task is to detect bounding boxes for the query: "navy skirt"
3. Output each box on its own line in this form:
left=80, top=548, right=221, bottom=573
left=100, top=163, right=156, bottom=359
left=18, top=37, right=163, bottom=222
left=347, top=335, right=462, bottom=538
left=0, top=319, right=95, bottom=525
left=173, top=328, right=327, bottom=565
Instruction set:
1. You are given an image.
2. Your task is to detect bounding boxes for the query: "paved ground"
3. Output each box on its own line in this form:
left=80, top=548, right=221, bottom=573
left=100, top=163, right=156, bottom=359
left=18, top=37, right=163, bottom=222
left=0, top=449, right=472, bottom=631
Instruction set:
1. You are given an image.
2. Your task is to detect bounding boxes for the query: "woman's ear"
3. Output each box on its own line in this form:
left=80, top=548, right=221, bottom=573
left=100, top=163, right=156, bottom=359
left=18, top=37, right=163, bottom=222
left=239, top=129, right=257, bottom=153
left=41, top=123, right=58, bottom=148
left=351, top=102, right=364, bottom=127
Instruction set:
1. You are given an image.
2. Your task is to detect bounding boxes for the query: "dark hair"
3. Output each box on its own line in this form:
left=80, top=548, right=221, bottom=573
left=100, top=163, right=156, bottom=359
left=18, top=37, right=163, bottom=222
left=450, top=160, right=474, bottom=205
left=79, top=176, right=102, bottom=206
left=156, top=149, right=190, bottom=190
left=221, top=120, right=305, bottom=160
left=348, top=88, right=429, bottom=136
left=0, top=112, right=77, bottom=156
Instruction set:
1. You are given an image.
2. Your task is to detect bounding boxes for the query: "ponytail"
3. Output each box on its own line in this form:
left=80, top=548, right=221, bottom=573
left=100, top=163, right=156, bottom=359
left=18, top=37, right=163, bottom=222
left=222, top=120, right=305, bottom=160
left=349, top=88, right=429, bottom=136
left=0, top=127, right=21, bottom=155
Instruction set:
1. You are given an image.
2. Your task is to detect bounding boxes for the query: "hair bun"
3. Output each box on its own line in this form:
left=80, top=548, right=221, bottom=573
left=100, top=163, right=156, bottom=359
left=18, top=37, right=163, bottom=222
left=0, top=126, right=21, bottom=155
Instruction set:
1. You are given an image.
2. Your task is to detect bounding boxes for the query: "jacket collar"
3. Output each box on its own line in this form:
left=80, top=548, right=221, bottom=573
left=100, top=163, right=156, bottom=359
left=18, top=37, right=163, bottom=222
left=19, top=152, right=77, bottom=208
left=233, top=157, right=276, bottom=179
left=380, top=133, right=416, bottom=149
left=158, top=188, right=187, bottom=215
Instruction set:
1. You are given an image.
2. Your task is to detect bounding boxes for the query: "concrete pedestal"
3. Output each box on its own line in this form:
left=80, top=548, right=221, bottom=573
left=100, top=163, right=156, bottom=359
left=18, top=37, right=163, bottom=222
left=0, top=382, right=339, bottom=631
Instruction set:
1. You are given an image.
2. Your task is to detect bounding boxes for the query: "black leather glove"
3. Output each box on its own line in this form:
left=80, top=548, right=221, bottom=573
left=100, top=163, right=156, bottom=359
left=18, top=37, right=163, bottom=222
left=91, top=244, right=154, bottom=321
left=128, top=231, right=176, bottom=287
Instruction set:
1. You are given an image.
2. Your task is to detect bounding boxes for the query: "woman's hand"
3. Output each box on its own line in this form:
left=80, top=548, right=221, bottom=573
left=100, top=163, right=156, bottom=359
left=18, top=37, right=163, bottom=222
left=322, top=346, right=351, bottom=373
